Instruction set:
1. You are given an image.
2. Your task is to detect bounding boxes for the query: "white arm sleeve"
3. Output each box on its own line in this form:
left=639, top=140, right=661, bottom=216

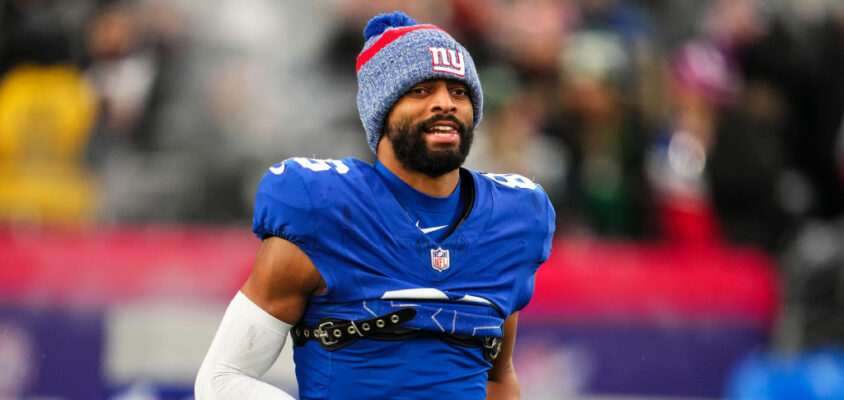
left=195, top=291, right=296, bottom=400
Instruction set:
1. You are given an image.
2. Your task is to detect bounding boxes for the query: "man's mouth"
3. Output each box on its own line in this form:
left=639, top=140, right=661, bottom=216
left=422, top=120, right=461, bottom=142
left=426, top=124, right=458, bottom=134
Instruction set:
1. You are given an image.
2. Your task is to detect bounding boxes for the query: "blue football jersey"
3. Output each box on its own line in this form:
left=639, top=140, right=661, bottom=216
left=252, top=157, right=555, bottom=399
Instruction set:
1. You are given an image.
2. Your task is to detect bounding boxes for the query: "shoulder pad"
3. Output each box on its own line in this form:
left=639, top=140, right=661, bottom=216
left=478, top=172, right=540, bottom=191
left=476, top=171, right=555, bottom=263
left=252, top=157, right=357, bottom=245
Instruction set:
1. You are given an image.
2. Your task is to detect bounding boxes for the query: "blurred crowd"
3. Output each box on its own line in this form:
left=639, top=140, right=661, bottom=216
left=1, top=0, right=844, bottom=349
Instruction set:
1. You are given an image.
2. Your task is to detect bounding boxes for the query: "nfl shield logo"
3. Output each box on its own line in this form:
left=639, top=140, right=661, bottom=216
left=430, top=247, right=450, bottom=272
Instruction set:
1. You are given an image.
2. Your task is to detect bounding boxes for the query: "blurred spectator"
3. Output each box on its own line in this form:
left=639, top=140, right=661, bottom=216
left=94, top=0, right=368, bottom=222
left=646, top=0, right=795, bottom=250
left=85, top=2, right=161, bottom=147
left=646, top=39, right=737, bottom=243
left=551, top=30, right=651, bottom=237
left=83, top=0, right=197, bottom=222
left=489, top=0, right=578, bottom=79
left=0, top=0, right=99, bottom=225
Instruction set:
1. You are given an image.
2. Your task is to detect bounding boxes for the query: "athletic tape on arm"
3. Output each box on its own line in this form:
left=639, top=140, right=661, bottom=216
left=195, top=291, right=295, bottom=400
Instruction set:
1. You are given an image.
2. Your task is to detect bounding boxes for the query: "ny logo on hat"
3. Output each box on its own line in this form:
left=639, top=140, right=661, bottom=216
left=428, top=47, right=465, bottom=77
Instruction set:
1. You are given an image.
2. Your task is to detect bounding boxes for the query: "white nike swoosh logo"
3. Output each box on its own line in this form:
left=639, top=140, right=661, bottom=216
left=416, top=221, right=448, bottom=234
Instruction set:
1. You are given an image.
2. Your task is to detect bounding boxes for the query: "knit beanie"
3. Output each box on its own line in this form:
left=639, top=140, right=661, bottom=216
left=356, top=11, right=483, bottom=153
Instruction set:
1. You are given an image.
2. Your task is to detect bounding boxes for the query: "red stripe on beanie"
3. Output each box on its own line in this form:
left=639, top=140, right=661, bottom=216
left=356, top=24, right=443, bottom=73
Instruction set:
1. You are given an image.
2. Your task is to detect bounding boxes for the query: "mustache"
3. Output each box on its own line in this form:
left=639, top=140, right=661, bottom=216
left=414, top=114, right=467, bottom=134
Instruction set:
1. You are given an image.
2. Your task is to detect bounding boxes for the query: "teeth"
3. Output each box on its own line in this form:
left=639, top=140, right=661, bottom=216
left=430, top=125, right=453, bottom=131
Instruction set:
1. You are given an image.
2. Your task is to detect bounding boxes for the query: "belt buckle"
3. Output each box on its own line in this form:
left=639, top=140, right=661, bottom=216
left=315, top=320, right=339, bottom=347
left=483, top=337, right=502, bottom=361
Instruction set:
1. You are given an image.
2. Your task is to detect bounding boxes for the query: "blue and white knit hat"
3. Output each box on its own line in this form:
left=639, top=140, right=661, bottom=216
left=356, top=11, right=483, bottom=153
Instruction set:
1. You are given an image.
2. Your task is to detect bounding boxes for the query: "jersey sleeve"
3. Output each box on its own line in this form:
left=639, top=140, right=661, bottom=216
left=515, top=185, right=556, bottom=312
left=251, top=160, right=316, bottom=248
left=537, top=187, right=556, bottom=264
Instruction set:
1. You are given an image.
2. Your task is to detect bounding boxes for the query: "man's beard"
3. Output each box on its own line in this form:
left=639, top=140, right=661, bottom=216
left=387, top=115, right=473, bottom=178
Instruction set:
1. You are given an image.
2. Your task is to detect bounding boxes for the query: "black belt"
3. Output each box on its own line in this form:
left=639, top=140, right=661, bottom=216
left=291, top=308, right=503, bottom=362
left=291, top=308, right=418, bottom=350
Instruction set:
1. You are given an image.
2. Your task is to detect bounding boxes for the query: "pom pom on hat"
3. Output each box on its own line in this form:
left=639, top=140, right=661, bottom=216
left=364, top=11, right=419, bottom=41
left=356, top=12, right=484, bottom=153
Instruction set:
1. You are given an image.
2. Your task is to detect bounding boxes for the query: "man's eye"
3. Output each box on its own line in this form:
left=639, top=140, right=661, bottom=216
left=453, top=88, right=468, bottom=96
left=411, top=87, right=426, bottom=94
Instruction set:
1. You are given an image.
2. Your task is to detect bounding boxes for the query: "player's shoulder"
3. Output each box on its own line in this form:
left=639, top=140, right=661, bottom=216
left=256, top=156, right=373, bottom=207
left=252, top=157, right=374, bottom=241
left=469, top=168, right=555, bottom=227
left=469, top=168, right=556, bottom=263
left=470, top=168, right=550, bottom=203
left=259, top=156, right=370, bottom=188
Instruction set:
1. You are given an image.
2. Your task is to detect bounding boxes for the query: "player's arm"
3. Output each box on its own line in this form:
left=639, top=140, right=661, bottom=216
left=240, top=236, right=325, bottom=323
left=486, top=312, right=521, bottom=400
left=195, top=236, right=325, bottom=400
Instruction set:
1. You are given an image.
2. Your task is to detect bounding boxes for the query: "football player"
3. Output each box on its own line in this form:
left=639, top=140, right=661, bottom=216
left=196, top=11, right=555, bottom=400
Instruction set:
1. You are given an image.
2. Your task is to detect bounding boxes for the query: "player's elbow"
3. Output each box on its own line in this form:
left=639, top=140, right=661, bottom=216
left=197, top=362, right=257, bottom=400
left=195, top=360, right=232, bottom=400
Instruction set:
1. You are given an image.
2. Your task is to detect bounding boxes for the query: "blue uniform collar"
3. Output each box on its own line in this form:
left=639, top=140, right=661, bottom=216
left=374, top=160, right=461, bottom=214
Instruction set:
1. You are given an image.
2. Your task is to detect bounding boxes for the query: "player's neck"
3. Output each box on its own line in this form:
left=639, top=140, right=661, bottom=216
left=376, top=150, right=459, bottom=198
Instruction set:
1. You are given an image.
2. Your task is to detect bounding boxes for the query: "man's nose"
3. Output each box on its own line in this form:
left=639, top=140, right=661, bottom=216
left=429, top=84, right=457, bottom=114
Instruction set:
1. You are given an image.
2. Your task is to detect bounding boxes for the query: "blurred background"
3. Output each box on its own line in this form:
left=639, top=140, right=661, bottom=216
left=1, top=0, right=843, bottom=399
